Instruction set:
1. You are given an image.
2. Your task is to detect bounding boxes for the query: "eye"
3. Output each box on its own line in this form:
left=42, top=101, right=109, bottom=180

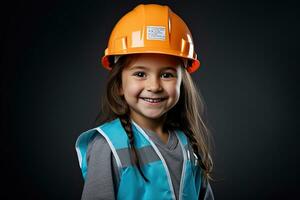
left=133, top=71, right=146, bottom=78
left=161, top=72, right=175, bottom=78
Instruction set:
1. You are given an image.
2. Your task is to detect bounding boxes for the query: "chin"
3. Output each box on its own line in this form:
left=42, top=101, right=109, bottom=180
left=142, top=112, right=166, bottom=120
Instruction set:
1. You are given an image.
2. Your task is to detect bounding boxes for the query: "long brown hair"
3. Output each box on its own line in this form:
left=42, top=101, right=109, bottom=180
left=94, top=54, right=214, bottom=181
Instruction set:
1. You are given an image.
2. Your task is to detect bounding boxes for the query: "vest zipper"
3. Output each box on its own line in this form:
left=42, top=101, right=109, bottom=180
left=131, top=120, right=177, bottom=200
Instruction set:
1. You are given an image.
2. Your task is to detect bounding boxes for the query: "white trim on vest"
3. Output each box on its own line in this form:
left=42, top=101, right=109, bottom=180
left=75, top=139, right=84, bottom=168
left=96, top=127, right=123, bottom=173
left=75, top=127, right=98, bottom=169
left=176, top=131, right=188, bottom=200
left=131, top=119, right=177, bottom=200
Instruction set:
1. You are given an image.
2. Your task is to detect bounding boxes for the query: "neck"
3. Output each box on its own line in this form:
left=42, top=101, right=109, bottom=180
left=129, top=113, right=167, bottom=136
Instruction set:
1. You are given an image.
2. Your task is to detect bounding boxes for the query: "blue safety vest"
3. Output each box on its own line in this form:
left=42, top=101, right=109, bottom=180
left=75, top=118, right=203, bottom=200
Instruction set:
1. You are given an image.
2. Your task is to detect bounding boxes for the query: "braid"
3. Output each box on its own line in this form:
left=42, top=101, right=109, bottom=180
left=119, top=115, right=149, bottom=182
left=185, top=131, right=207, bottom=171
left=187, top=132, right=213, bottom=181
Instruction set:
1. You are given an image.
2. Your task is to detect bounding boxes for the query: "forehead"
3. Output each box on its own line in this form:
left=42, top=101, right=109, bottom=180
left=126, top=53, right=182, bottom=70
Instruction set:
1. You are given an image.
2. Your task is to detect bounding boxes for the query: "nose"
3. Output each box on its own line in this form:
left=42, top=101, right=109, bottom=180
left=146, top=76, right=163, bottom=92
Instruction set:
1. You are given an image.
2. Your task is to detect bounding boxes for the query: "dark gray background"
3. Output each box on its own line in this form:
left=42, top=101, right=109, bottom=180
left=2, top=0, right=299, bottom=199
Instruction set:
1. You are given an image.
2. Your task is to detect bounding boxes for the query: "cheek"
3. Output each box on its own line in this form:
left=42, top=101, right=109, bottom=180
left=121, top=72, right=141, bottom=97
left=166, top=81, right=181, bottom=99
left=123, top=80, right=143, bottom=97
left=174, top=69, right=183, bottom=98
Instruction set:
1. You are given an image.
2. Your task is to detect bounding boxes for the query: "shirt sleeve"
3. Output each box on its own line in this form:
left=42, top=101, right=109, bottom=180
left=81, top=134, right=118, bottom=200
left=199, top=177, right=215, bottom=200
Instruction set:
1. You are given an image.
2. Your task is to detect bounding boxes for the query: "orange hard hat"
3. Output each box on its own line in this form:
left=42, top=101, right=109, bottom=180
left=101, top=4, right=201, bottom=73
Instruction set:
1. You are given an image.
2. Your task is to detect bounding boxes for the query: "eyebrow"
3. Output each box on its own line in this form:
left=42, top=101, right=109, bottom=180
left=129, top=66, right=177, bottom=72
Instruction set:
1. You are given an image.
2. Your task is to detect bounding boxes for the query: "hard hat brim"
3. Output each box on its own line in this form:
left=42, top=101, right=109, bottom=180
left=101, top=51, right=200, bottom=74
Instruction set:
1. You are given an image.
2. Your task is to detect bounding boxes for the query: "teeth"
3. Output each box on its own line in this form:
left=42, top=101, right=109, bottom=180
left=142, top=98, right=163, bottom=103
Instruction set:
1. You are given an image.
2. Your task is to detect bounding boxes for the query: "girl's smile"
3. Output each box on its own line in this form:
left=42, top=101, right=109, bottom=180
left=140, top=97, right=167, bottom=104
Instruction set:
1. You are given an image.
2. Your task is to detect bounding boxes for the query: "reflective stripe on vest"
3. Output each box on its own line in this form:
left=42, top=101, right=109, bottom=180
left=75, top=118, right=202, bottom=200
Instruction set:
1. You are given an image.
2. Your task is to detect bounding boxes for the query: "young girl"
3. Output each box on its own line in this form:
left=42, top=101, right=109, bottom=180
left=76, top=4, right=214, bottom=200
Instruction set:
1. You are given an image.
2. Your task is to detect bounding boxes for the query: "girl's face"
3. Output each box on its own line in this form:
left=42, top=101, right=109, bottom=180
left=119, top=53, right=183, bottom=123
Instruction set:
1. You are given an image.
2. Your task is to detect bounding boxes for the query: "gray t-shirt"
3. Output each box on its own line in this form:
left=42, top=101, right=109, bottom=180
left=81, top=128, right=214, bottom=200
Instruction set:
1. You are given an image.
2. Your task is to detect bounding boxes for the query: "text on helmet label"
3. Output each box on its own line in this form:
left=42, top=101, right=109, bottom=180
left=146, top=26, right=166, bottom=41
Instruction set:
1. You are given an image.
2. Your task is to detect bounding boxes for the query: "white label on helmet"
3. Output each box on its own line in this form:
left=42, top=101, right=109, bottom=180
left=147, top=26, right=166, bottom=40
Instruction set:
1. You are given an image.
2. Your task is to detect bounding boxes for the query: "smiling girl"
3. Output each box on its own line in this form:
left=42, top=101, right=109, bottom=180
left=76, top=4, right=214, bottom=200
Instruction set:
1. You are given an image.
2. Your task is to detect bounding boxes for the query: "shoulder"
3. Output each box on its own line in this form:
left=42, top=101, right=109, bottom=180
left=76, top=118, right=122, bottom=151
left=86, top=134, right=111, bottom=161
left=88, top=133, right=109, bottom=149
